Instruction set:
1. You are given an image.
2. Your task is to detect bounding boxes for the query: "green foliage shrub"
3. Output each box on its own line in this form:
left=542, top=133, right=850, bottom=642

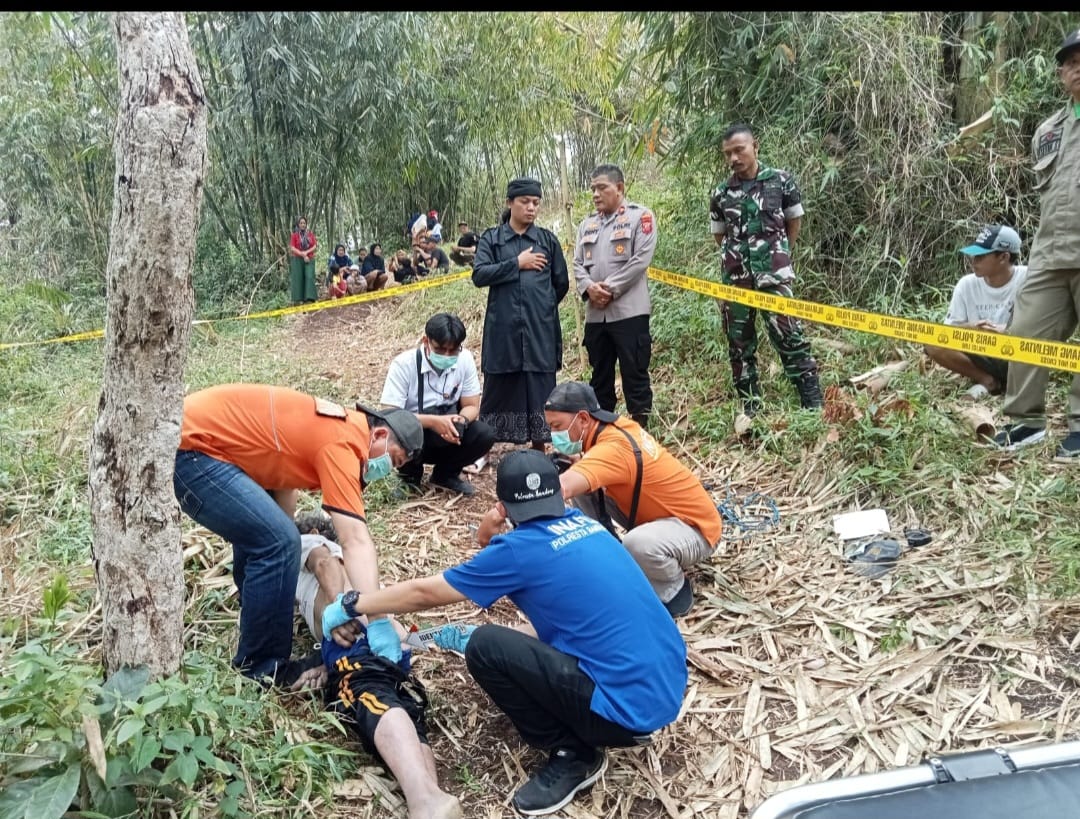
left=0, top=580, right=354, bottom=819
left=630, top=11, right=1077, bottom=310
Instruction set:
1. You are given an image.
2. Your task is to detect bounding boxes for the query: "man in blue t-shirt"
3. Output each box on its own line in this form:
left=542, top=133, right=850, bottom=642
left=334, top=449, right=688, bottom=817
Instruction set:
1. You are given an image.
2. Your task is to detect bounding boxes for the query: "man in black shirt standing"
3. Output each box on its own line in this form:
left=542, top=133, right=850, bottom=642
left=450, top=221, right=481, bottom=266
left=472, top=178, right=570, bottom=450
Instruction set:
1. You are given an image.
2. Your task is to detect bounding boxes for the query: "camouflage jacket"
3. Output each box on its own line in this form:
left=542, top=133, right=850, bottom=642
left=708, top=165, right=804, bottom=286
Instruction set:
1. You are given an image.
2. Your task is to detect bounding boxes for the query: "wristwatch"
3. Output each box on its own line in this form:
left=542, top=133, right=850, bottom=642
left=341, top=589, right=361, bottom=618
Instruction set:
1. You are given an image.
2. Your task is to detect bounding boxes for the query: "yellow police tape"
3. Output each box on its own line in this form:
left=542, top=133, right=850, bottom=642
left=0, top=271, right=471, bottom=351
left=4, top=264, right=1080, bottom=375
left=648, top=267, right=1080, bottom=375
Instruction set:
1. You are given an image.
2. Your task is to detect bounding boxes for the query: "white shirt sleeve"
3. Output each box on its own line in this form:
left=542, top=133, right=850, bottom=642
left=944, top=276, right=972, bottom=326
left=381, top=350, right=420, bottom=411
left=459, top=350, right=481, bottom=398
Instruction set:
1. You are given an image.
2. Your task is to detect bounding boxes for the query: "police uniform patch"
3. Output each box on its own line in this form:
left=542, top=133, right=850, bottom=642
left=586, top=250, right=592, bottom=260
left=639, top=429, right=659, bottom=459
left=641, top=213, right=654, bottom=235
left=615, top=245, right=625, bottom=254
left=611, top=229, right=629, bottom=240
left=314, top=397, right=347, bottom=419
left=1037, top=127, right=1063, bottom=160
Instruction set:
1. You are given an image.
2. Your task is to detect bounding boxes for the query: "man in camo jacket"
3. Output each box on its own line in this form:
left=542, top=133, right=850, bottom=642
left=709, top=122, right=822, bottom=415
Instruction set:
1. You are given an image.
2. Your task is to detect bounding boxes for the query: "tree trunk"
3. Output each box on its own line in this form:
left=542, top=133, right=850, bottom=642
left=956, top=11, right=988, bottom=125
left=89, top=12, right=208, bottom=679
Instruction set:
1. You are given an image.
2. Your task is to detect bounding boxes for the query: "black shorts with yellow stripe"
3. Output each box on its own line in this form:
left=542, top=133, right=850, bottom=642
left=326, top=654, right=430, bottom=758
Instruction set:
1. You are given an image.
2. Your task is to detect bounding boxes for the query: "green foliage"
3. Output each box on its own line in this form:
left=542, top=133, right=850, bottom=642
left=629, top=11, right=1080, bottom=308
left=41, top=575, right=70, bottom=628
left=0, top=620, right=354, bottom=819
left=454, top=763, right=486, bottom=795
left=0, top=12, right=116, bottom=285
left=879, top=618, right=912, bottom=653
left=0, top=282, right=103, bottom=348
left=1, top=11, right=640, bottom=313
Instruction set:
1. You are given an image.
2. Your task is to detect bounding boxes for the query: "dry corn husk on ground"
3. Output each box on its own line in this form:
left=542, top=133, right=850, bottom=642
left=268, top=301, right=1080, bottom=817
left=12, top=296, right=1069, bottom=819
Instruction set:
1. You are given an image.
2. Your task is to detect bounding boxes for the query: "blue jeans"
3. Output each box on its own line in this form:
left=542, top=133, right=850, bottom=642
left=173, top=450, right=301, bottom=678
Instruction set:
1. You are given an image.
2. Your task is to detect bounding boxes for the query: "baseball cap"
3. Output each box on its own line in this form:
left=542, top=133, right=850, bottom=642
left=1055, top=28, right=1080, bottom=64
left=496, top=449, right=567, bottom=523
left=544, top=381, right=618, bottom=423
left=355, top=403, right=424, bottom=460
left=959, top=224, right=1021, bottom=257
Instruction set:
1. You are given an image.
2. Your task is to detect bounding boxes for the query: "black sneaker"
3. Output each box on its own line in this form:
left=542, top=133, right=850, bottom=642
left=990, top=424, right=1047, bottom=451
left=512, top=748, right=607, bottom=816
left=1054, top=432, right=1080, bottom=462
left=268, top=649, right=324, bottom=690
left=430, top=474, right=476, bottom=496
left=663, top=577, right=694, bottom=618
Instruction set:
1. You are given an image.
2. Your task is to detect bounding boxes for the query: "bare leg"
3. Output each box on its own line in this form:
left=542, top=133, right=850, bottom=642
left=373, top=709, right=462, bottom=819
left=924, top=345, right=999, bottom=391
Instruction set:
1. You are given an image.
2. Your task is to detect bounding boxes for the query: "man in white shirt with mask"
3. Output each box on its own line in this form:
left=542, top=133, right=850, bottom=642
left=381, top=312, right=496, bottom=496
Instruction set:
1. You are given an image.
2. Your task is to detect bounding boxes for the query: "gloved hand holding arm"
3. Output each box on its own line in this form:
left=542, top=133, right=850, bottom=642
left=365, top=617, right=403, bottom=663
left=333, top=574, right=472, bottom=662
left=321, top=592, right=351, bottom=642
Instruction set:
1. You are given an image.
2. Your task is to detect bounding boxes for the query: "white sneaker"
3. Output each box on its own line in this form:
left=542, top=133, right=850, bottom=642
left=962, top=383, right=990, bottom=401
left=462, top=456, right=487, bottom=474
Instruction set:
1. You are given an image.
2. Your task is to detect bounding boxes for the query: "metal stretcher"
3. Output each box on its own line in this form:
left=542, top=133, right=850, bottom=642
left=750, top=740, right=1080, bottom=819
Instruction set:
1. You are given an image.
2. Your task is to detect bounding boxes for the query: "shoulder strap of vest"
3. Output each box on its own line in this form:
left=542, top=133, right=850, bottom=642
left=593, top=420, right=643, bottom=530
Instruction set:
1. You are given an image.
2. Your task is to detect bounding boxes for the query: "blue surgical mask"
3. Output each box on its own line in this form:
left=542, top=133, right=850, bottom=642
left=551, top=426, right=582, bottom=456
left=428, top=351, right=458, bottom=371
left=363, top=453, right=393, bottom=484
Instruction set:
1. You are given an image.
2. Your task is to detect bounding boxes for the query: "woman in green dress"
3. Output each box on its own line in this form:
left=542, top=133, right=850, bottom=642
left=288, top=215, right=318, bottom=303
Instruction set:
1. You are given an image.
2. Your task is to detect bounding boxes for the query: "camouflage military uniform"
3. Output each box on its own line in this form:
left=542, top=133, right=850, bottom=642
left=709, top=165, right=820, bottom=409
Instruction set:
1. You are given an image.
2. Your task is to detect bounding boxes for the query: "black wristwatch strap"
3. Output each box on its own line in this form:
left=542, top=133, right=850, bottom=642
left=342, top=590, right=360, bottom=618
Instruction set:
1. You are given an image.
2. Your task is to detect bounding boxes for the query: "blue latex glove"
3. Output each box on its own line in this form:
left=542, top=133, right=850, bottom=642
left=321, top=593, right=351, bottom=641
left=366, top=618, right=403, bottom=663
left=432, top=624, right=477, bottom=654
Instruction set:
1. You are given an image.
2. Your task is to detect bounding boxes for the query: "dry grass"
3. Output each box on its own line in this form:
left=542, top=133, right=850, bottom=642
left=243, top=295, right=1080, bottom=818
left=4, top=285, right=1079, bottom=819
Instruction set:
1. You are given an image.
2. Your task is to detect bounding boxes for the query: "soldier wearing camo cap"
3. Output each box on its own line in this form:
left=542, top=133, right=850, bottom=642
left=709, top=122, right=822, bottom=415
